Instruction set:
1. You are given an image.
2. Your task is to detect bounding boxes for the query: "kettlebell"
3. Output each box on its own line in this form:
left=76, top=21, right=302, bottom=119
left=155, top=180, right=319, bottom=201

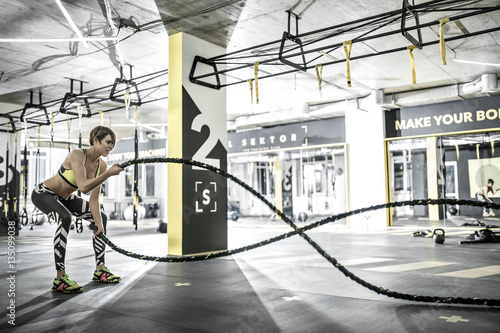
left=433, top=228, right=445, bottom=244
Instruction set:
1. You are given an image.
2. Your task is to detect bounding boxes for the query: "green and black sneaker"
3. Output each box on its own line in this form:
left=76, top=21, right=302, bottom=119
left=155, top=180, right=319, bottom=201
left=52, top=274, right=83, bottom=293
left=92, top=266, right=121, bottom=283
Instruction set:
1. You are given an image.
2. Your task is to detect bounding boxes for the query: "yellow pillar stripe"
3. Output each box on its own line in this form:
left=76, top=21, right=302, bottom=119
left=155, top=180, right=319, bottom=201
left=168, top=32, right=184, bottom=255
left=315, top=64, right=323, bottom=96
left=343, top=41, right=352, bottom=87
left=254, top=62, right=260, bottom=104
left=407, top=45, right=417, bottom=84
left=439, top=18, right=450, bottom=65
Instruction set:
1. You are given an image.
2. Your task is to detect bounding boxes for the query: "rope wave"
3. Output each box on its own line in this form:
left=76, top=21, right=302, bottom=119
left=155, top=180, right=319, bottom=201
left=91, top=157, right=500, bottom=306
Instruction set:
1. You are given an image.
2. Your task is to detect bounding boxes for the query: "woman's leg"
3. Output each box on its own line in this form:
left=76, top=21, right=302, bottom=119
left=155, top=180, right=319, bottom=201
left=31, top=184, right=73, bottom=274
left=476, top=193, right=490, bottom=215
left=60, top=193, right=108, bottom=268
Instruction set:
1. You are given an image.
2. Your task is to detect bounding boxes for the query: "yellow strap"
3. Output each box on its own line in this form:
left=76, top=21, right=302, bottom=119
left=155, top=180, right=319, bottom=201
left=247, top=79, right=254, bottom=104
left=134, top=106, right=139, bottom=124
left=439, top=18, right=450, bottom=65
left=343, top=41, right=353, bottom=87
left=37, top=125, right=41, bottom=147
left=476, top=143, right=480, bottom=159
left=492, top=141, right=495, bottom=156
left=77, top=104, right=83, bottom=133
left=455, top=144, right=459, bottom=160
left=124, top=92, right=131, bottom=119
left=100, top=110, right=104, bottom=126
left=315, top=64, right=323, bottom=96
left=254, top=62, right=260, bottom=104
left=133, top=192, right=139, bottom=210
left=407, top=45, right=417, bottom=84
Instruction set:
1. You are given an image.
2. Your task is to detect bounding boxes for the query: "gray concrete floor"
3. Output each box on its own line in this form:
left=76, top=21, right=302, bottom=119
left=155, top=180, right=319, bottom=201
left=1, top=214, right=500, bottom=332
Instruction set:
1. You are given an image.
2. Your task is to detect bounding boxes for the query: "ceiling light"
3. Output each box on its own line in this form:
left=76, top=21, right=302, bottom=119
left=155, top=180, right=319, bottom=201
left=0, top=37, right=117, bottom=43
left=454, top=58, right=500, bottom=67
left=55, top=0, right=89, bottom=48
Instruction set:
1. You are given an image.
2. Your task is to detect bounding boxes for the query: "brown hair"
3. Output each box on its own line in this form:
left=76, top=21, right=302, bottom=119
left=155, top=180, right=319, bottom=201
left=89, top=126, right=116, bottom=146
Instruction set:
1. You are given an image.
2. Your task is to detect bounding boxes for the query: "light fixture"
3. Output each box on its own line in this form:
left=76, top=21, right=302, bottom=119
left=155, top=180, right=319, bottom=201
left=55, top=0, right=89, bottom=48
left=0, top=37, right=117, bottom=43
left=453, top=58, right=500, bottom=67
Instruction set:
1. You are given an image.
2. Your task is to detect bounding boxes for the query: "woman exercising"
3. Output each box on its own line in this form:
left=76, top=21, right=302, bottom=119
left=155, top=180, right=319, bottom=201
left=476, top=179, right=500, bottom=217
left=31, top=126, right=124, bottom=293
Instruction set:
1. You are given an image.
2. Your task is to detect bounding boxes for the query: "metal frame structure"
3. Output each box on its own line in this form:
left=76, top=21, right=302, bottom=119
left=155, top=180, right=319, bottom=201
left=189, top=0, right=500, bottom=89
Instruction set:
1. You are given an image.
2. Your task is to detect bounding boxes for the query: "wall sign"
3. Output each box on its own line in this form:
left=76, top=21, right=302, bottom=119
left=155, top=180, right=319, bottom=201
left=385, top=95, right=500, bottom=139
left=228, top=117, right=345, bottom=154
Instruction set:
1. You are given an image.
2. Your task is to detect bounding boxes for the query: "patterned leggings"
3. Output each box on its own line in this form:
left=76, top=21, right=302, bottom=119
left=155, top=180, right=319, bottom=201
left=31, top=183, right=107, bottom=271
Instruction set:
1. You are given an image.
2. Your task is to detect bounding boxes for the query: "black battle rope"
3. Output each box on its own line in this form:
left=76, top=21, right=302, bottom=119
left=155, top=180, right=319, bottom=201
left=93, top=157, right=500, bottom=306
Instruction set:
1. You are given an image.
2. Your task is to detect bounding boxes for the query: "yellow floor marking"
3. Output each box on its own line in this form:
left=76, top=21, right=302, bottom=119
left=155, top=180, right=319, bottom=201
left=437, top=265, right=500, bottom=278
left=365, top=261, right=454, bottom=272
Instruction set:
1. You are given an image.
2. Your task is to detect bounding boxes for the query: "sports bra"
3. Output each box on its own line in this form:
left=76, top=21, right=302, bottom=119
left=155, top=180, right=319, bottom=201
left=58, top=149, right=101, bottom=188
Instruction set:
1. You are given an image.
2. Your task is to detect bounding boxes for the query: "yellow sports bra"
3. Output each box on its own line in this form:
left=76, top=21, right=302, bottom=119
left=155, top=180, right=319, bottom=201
left=58, top=149, right=101, bottom=188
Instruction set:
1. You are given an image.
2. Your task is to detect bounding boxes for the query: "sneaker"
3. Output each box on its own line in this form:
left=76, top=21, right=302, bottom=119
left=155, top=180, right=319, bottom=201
left=484, top=212, right=490, bottom=217
left=490, top=212, right=496, bottom=217
left=52, top=274, right=83, bottom=293
left=92, top=266, right=121, bottom=283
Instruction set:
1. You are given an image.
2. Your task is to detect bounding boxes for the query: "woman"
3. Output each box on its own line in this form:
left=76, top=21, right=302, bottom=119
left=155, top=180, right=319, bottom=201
left=31, top=126, right=124, bottom=293
left=476, top=179, right=500, bottom=217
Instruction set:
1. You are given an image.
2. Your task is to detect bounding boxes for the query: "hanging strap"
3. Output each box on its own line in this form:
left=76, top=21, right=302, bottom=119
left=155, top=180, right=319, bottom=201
left=315, top=64, right=323, bottom=97
left=100, top=110, right=104, bottom=126
left=455, top=144, right=460, bottom=161
left=439, top=18, right=450, bottom=65
left=343, top=41, right=353, bottom=87
left=124, top=91, right=131, bottom=119
left=492, top=141, right=495, bottom=156
left=476, top=143, right=480, bottom=159
left=66, top=118, right=72, bottom=152
left=407, top=45, right=417, bottom=84
left=247, top=79, right=254, bottom=104
left=254, top=62, right=260, bottom=104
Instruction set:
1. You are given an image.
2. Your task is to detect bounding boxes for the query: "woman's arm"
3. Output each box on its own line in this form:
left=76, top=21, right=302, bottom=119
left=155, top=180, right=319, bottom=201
left=71, top=151, right=123, bottom=193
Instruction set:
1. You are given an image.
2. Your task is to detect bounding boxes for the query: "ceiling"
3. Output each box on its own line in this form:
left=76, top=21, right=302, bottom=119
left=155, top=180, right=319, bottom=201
left=0, top=0, right=499, bottom=147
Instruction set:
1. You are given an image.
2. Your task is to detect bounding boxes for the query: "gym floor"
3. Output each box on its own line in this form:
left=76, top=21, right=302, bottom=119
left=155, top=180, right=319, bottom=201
left=1, top=214, right=500, bottom=333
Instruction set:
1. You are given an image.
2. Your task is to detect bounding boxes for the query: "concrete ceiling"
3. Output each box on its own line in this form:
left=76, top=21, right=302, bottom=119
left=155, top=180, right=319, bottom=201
left=0, top=0, right=499, bottom=146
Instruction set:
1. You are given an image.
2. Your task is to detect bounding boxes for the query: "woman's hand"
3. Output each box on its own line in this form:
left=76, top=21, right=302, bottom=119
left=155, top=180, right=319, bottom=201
left=93, top=222, right=104, bottom=236
left=107, top=163, right=124, bottom=176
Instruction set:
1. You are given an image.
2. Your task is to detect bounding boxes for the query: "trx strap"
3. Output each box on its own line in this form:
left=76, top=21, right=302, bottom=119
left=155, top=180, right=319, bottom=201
left=407, top=45, right=417, bottom=84
left=12, top=131, right=19, bottom=222
left=254, top=62, right=260, bottom=104
left=99, top=111, right=105, bottom=210
left=4, top=123, right=10, bottom=220
left=455, top=144, right=459, bottom=161
left=66, top=119, right=72, bottom=153
left=75, top=105, right=84, bottom=233
left=315, top=64, right=323, bottom=97
left=49, top=111, right=54, bottom=178
left=492, top=141, right=495, bottom=156
left=247, top=79, right=254, bottom=105
left=124, top=91, right=131, bottom=120
left=133, top=106, right=139, bottom=230
left=343, top=41, right=353, bottom=87
left=20, top=120, right=29, bottom=226
left=31, top=125, right=42, bottom=228
left=476, top=143, right=480, bottom=159
left=439, top=18, right=450, bottom=65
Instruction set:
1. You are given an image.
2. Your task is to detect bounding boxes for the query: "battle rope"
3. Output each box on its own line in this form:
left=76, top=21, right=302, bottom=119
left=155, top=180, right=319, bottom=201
left=93, top=157, right=500, bottom=306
